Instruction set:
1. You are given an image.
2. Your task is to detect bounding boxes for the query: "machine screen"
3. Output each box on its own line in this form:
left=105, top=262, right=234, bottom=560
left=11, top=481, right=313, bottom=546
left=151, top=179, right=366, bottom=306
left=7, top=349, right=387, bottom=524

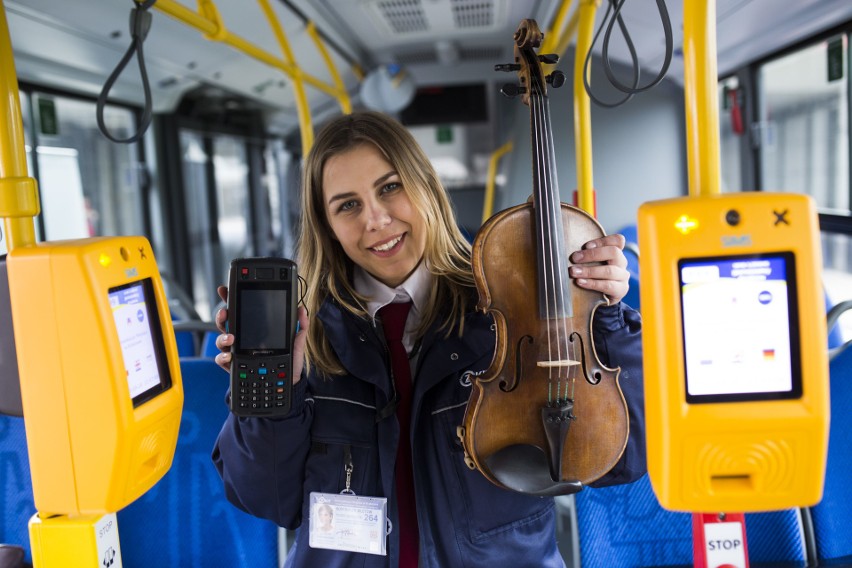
left=679, top=253, right=802, bottom=403
left=109, top=279, right=172, bottom=406
left=237, top=288, right=289, bottom=351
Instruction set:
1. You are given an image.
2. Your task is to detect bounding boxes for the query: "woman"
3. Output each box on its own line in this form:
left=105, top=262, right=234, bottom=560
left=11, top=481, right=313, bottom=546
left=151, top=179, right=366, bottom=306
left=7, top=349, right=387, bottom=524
left=213, top=111, right=645, bottom=567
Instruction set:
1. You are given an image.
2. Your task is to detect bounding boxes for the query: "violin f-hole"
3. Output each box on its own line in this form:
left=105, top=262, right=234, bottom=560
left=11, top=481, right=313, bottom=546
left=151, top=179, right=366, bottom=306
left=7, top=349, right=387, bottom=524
left=570, top=330, right=608, bottom=385
left=501, top=335, right=533, bottom=392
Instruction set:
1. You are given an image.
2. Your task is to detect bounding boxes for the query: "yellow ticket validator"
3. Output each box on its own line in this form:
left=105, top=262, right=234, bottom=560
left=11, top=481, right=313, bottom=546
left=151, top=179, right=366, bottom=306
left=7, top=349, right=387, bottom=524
left=638, top=192, right=829, bottom=512
left=7, top=236, right=183, bottom=516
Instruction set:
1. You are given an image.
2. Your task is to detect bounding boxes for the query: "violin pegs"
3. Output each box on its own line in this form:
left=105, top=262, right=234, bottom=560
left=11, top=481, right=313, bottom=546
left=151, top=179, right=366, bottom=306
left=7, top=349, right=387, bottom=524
left=500, top=83, right=526, bottom=98
left=494, top=63, right=522, bottom=72
left=547, top=71, right=566, bottom=88
left=538, top=53, right=559, bottom=65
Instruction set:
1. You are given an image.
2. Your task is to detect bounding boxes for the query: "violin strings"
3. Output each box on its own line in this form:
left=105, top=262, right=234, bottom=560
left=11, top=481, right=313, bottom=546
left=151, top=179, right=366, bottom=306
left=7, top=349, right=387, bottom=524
left=542, top=88, right=569, bottom=403
left=530, top=81, right=556, bottom=403
left=542, top=92, right=577, bottom=404
left=545, top=95, right=575, bottom=405
left=533, top=71, right=576, bottom=406
left=532, top=76, right=572, bottom=405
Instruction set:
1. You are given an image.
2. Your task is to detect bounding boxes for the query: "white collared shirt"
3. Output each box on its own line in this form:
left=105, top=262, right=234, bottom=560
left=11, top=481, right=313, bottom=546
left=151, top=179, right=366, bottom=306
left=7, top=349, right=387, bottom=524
left=353, top=262, right=432, bottom=356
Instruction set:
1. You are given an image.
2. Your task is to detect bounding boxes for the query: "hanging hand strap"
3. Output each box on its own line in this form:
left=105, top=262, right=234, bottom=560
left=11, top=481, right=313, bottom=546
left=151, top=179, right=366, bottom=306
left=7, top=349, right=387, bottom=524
left=96, top=0, right=157, bottom=144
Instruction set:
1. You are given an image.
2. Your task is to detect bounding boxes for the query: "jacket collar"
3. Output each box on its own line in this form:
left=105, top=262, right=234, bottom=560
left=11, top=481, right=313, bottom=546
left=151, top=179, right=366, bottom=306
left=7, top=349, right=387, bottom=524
left=317, top=297, right=388, bottom=391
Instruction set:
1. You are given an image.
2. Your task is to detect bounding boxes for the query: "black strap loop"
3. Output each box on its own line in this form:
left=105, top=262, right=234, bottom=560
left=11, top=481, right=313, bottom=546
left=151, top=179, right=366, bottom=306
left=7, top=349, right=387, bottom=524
left=96, top=0, right=157, bottom=144
left=583, top=0, right=674, bottom=108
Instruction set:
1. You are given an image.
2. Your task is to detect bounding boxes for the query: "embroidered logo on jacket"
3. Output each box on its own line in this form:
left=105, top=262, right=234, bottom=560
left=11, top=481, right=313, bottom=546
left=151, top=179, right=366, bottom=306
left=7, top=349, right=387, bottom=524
left=459, top=369, right=485, bottom=387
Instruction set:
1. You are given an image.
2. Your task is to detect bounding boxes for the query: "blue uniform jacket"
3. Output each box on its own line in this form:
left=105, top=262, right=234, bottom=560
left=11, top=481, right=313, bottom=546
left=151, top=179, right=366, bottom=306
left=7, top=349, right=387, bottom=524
left=213, top=298, right=646, bottom=568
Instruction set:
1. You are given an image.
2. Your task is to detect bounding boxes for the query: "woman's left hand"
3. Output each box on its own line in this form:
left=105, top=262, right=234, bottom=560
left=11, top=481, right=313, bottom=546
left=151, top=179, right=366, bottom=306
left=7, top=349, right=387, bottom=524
left=569, top=233, right=630, bottom=305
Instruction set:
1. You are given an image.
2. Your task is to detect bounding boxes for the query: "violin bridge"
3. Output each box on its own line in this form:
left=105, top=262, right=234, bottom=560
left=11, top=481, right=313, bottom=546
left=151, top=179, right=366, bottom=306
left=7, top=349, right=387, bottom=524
left=537, top=359, right=580, bottom=368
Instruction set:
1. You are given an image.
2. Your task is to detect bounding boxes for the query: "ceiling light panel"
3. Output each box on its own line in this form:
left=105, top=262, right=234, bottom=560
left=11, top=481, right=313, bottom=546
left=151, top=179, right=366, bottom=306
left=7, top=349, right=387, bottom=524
left=364, top=0, right=507, bottom=38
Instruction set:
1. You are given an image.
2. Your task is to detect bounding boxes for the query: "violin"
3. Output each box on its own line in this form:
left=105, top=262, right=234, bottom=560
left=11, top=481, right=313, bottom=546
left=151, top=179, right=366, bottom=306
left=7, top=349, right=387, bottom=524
left=458, top=19, right=629, bottom=496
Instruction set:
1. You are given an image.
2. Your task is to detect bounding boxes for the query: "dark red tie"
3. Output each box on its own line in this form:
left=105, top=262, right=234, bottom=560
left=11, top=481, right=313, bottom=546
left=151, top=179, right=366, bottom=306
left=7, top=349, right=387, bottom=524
left=378, top=301, right=418, bottom=568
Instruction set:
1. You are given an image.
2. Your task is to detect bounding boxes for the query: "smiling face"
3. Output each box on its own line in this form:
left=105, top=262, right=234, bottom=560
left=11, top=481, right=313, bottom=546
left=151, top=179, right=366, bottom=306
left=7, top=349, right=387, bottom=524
left=322, top=143, right=427, bottom=288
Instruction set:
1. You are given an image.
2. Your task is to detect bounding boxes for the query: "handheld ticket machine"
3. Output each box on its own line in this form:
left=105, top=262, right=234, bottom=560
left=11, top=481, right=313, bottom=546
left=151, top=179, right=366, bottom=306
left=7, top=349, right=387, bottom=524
left=638, top=192, right=830, bottom=512
left=7, top=236, right=183, bottom=565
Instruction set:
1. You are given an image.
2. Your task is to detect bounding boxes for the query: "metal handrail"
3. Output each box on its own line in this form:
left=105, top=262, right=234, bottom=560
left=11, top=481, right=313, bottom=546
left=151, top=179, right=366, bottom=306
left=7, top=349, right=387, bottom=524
left=481, top=141, right=514, bottom=224
left=573, top=0, right=600, bottom=216
left=147, top=0, right=354, bottom=154
left=541, top=0, right=577, bottom=55
left=0, top=0, right=38, bottom=251
left=683, top=0, right=722, bottom=197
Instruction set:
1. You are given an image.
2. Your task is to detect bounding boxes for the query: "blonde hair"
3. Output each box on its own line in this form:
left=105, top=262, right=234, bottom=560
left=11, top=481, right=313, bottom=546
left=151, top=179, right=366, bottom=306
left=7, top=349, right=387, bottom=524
left=297, top=111, right=475, bottom=376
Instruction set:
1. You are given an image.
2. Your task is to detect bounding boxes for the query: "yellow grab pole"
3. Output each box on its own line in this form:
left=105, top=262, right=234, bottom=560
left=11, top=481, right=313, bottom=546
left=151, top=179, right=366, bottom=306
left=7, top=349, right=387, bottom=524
left=573, top=0, right=600, bottom=215
left=552, top=7, right=581, bottom=60
left=148, top=0, right=343, bottom=99
left=305, top=21, right=353, bottom=114
left=481, top=141, right=513, bottom=224
left=683, top=0, right=721, bottom=197
left=0, top=0, right=39, bottom=250
left=541, top=0, right=576, bottom=55
left=257, top=0, right=313, bottom=153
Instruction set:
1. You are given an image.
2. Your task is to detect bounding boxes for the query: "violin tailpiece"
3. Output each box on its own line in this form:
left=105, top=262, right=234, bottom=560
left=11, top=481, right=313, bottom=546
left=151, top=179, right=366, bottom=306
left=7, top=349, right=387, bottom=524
left=542, top=401, right=576, bottom=482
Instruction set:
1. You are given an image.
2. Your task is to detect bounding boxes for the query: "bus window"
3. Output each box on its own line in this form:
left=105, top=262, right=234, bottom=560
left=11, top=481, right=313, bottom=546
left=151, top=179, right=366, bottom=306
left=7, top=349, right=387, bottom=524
left=757, top=36, right=849, bottom=212
left=180, top=130, right=219, bottom=321
left=36, top=145, right=89, bottom=240
left=756, top=36, right=852, bottom=341
left=180, top=130, right=254, bottom=320
left=261, top=139, right=294, bottom=257
left=24, top=94, right=146, bottom=242
left=213, top=134, right=251, bottom=270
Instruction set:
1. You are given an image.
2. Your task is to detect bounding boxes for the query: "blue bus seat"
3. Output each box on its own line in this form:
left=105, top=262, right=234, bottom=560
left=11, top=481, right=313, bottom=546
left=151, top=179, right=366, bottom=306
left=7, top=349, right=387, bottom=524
left=744, top=509, right=807, bottom=565
left=200, top=331, right=219, bottom=358
left=170, top=311, right=198, bottom=357
left=614, top=223, right=640, bottom=278
left=171, top=319, right=220, bottom=358
left=117, top=357, right=278, bottom=567
left=0, top=415, right=35, bottom=564
left=174, top=331, right=197, bottom=357
left=575, top=474, right=693, bottom=567
left=622, top=272, right=641, bottom=312
left=616, top=223, right=639, bottom=247
left=614, top=224, right=640, bottom=311
left=809, top=339, right=852, bottom=565
left=575, top=473, right=808, bottom=567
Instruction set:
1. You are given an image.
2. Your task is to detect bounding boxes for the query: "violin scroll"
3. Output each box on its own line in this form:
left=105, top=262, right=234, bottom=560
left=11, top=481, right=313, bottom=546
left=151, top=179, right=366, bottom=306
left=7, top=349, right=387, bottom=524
left=496, top=19, right=565, bottom=101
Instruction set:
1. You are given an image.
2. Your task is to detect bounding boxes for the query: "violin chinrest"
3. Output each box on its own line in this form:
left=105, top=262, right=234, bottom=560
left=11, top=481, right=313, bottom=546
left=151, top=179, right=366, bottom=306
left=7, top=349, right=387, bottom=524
left=484, top=444, right=583, bottom=496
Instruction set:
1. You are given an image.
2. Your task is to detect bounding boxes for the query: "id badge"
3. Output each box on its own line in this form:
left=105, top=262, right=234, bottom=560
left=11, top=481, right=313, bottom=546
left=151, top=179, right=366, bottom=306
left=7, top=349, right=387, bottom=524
left=309, top=492, right=388, bottom=556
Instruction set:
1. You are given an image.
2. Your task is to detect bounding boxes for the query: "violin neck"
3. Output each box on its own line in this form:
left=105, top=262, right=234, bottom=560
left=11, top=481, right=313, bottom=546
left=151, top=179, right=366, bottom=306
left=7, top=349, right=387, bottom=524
left=529, top=91, right=573, bottom=320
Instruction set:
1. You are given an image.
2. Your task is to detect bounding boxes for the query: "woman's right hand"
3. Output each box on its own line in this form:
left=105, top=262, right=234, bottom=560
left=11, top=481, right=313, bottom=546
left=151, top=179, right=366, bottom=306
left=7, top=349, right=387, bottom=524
left=213, top=285, right=309, bottom=385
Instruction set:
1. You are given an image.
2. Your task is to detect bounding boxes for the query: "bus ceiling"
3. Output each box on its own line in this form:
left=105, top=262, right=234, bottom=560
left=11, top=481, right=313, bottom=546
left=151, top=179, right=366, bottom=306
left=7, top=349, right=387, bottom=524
left=6, top=0, right=852, bottom=139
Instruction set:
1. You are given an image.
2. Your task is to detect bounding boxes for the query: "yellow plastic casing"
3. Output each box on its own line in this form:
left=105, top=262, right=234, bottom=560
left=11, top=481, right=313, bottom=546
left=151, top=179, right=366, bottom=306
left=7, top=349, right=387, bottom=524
left=638, top=192, right=829, bottom=512
left=7, top=236, right=183, bottom=517
left=29, top=513, right=122, bottom=567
